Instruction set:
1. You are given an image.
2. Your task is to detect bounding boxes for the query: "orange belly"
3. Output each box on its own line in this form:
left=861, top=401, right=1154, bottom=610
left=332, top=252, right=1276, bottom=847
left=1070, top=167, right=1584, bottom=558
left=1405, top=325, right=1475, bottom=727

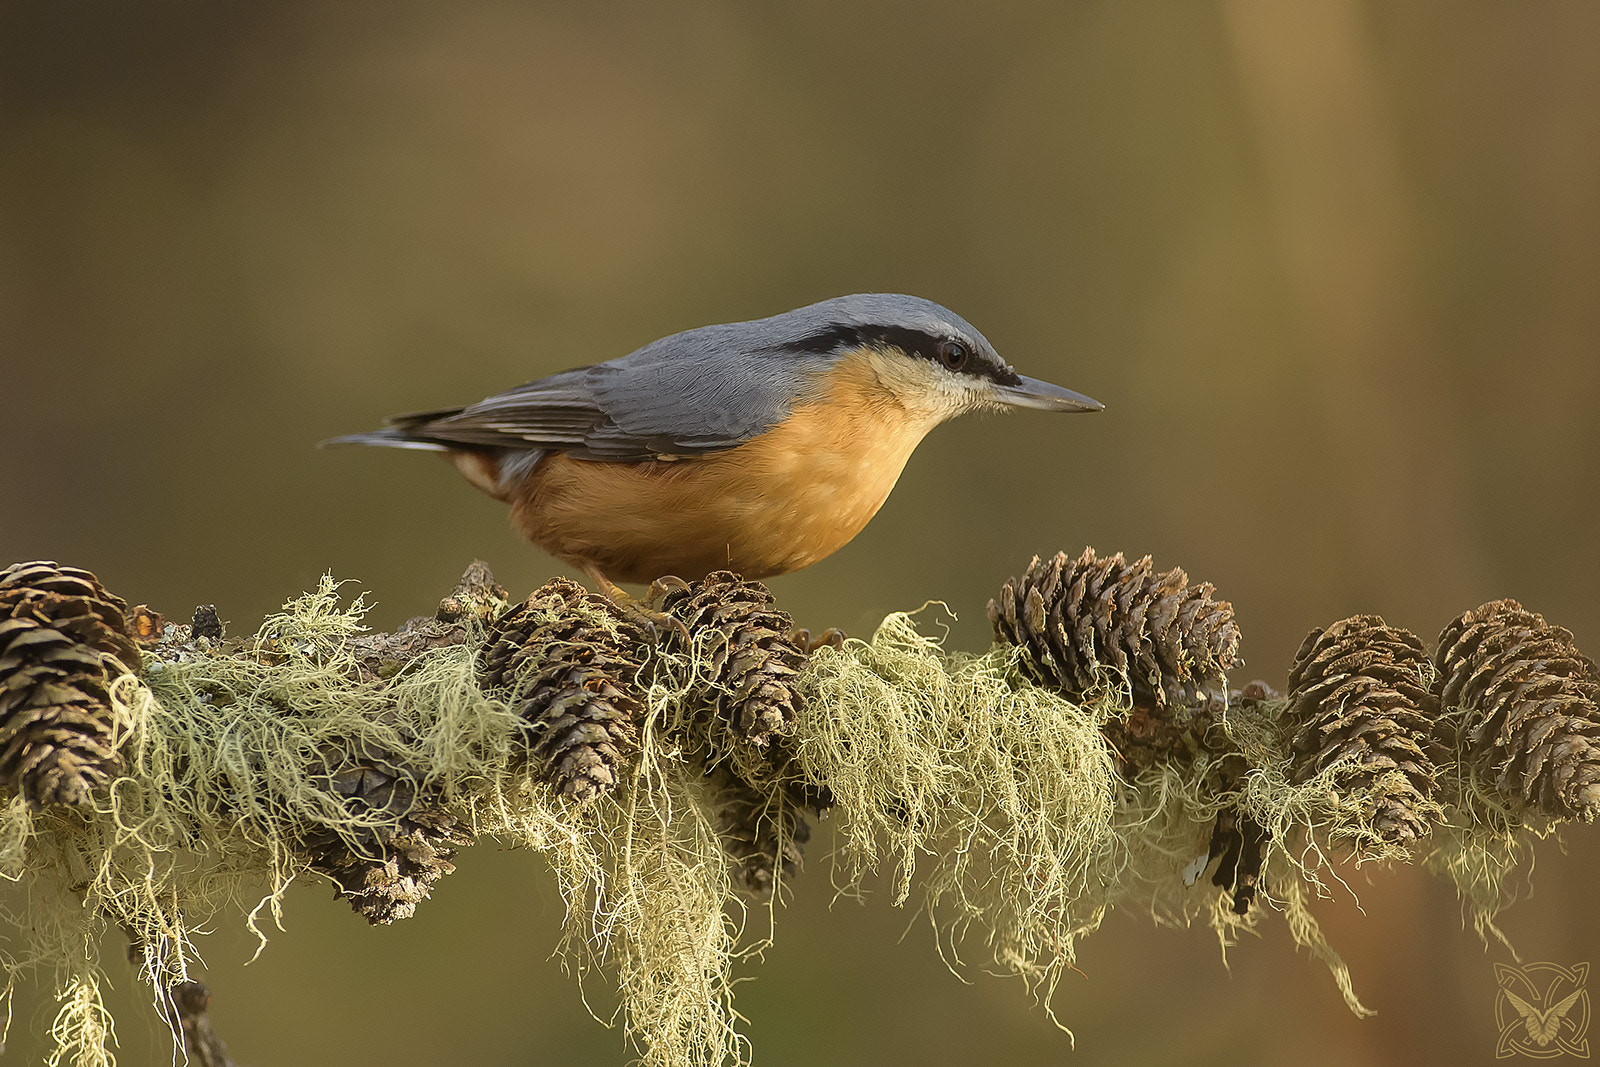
left=502, top=356, right=943, bottom=583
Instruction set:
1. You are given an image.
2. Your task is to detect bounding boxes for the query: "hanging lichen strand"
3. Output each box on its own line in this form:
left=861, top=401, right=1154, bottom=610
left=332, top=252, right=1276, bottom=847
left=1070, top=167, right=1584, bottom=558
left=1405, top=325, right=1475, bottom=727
left=0, top=553, right=1594, bottom=1067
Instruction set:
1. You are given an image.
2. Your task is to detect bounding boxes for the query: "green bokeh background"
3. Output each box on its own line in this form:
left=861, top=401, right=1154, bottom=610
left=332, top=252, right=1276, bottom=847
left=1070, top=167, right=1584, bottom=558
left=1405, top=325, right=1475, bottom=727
left=2, top=3, right=1598, bottom=1064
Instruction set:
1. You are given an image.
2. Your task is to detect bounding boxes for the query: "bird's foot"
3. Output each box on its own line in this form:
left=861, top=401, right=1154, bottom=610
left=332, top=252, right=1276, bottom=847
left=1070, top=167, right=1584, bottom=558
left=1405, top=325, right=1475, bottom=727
left=583, top=565, right=692, bottom=647
left=644, top=575, right=693, bottom=604
left=790, top=626, right=846, bottom=654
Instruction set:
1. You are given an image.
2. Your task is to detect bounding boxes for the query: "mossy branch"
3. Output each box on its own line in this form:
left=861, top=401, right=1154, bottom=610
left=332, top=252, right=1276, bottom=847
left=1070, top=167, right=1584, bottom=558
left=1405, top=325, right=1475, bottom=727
left=0, top=554, right=1594, bottom=1067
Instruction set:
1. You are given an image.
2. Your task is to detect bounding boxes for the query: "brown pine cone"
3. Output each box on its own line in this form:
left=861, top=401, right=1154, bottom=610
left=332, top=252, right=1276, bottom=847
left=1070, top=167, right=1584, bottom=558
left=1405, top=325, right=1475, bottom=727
left=988, top=548, right=1240, bottom=711
left=480, top=579, right=648, bottom=802
left=1285, top=616, right=1442, bottom=847
left=705, top=760, right=817, bottom=896
left=655, top=571, right=807, bottom=749
left=1434, top=599, right=1600, bottom=822
left=301, top=742, right=474, bottom=924
left=1100, top=702, right=1239, bottom=772
left=0, top=562, right=139, bottom=808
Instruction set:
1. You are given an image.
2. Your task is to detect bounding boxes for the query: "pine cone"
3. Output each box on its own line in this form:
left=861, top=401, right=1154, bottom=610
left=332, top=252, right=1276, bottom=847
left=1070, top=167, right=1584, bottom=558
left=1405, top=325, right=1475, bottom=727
left=1434, top=599, right=1600, bottom=821
left=706, top=761, right=816, bottom=896
left=1285, top=616, right=1442, bottom=847
left=655, top=571, right=807, bottom=749
left=0, top=562, right=139, bottom=808
left=988, top=548, right=1240, bottom=711
left=301, top=742, right=473, bottom=924
left=480, top=579, right=648, bottom=802
left=1100, top=702, right=1234, bottom=772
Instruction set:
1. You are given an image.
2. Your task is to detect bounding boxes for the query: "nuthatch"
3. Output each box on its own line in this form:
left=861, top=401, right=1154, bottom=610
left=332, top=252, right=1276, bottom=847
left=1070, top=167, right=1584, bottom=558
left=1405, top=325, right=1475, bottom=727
left=326, top=294, right=1102, bottom=588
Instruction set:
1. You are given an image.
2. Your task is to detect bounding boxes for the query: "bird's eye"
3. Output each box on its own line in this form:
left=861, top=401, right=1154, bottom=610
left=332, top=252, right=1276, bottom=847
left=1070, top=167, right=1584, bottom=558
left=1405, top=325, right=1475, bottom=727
left=937, top=340, right=969, bottom=371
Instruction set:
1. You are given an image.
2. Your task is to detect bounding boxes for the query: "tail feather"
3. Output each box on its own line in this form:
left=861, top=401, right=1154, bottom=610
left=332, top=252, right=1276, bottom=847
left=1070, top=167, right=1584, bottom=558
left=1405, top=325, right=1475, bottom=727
left=317, top=429, right=451, bottom=451
left=321, top=424, right=547, bottom=500
left=319, top=404, right=478, bottom=451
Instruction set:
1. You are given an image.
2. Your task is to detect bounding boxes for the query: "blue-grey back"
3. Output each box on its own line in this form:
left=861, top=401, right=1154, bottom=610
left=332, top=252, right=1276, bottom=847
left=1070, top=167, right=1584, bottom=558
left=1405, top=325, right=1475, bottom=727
left=381, top=293, right=991, bottom=461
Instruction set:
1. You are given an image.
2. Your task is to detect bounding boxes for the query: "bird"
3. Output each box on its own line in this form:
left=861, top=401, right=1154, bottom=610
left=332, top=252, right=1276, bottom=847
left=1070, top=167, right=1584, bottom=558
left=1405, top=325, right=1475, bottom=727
left=324, top=293, right=1102, bottom=593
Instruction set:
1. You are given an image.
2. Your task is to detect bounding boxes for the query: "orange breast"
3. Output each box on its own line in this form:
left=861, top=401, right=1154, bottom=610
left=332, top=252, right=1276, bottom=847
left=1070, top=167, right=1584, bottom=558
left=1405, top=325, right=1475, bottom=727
left=505, top=351, right=944, bottom=583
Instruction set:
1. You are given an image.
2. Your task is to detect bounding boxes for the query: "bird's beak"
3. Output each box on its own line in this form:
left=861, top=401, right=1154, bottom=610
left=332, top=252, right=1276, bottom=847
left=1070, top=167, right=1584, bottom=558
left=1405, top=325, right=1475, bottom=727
left=990, top=375, right=1104, bottom=412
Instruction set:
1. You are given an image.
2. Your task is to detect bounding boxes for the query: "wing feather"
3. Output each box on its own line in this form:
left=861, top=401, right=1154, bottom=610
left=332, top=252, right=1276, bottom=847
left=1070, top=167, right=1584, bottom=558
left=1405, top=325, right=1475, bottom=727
left=380, top=325, right=832, bottom=461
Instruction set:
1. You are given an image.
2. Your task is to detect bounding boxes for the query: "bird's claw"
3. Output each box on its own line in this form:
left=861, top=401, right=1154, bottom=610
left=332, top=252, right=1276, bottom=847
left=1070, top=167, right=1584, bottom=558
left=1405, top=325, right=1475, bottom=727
left=649, top=607, right=694, bottom=649
left=644, top=574, right=693, bottom=606
left=582, top=565, right=693, bottom=648
left=791, top=626, right=846, bottom=654
left=614, top=599, right=692, bottom=649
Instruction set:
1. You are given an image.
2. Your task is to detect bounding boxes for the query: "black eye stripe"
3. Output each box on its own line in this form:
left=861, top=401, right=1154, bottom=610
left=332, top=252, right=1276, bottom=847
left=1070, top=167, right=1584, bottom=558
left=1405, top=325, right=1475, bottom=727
left=779, top=324, right=1021, bottom=386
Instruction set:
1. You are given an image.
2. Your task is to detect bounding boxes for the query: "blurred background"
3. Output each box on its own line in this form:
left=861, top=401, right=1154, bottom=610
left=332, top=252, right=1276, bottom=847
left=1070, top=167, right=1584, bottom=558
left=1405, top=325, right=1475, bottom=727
left=2, top=1, right=1598, bottom=1063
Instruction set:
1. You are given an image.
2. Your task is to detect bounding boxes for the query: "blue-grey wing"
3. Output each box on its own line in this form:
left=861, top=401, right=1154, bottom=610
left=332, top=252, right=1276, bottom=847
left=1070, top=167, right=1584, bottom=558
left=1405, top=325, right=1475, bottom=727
left=383, top=326, right=827, bottom=461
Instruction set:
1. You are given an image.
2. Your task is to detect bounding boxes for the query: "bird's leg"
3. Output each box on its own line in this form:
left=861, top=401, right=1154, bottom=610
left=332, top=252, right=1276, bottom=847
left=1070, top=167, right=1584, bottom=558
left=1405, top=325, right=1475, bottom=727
left=582, top=563, right=692, bottom=646
left=581, top=562, right=632, bottom=605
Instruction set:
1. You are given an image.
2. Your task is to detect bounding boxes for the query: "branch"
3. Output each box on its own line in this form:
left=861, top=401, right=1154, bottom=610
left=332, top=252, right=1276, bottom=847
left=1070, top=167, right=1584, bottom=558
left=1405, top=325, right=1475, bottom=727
left=166, top=981, right=235, bottom=1067
left=0, top=552, right=1593, bottom=1066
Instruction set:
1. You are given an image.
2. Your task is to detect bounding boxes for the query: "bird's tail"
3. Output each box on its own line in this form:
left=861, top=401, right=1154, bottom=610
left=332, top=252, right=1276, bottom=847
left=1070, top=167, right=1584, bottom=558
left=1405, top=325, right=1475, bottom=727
left=317, top=429, right=451, bottom=451
left=318, top=407, right=468, bottom=451
left=320, top=413, right=546, bottom=501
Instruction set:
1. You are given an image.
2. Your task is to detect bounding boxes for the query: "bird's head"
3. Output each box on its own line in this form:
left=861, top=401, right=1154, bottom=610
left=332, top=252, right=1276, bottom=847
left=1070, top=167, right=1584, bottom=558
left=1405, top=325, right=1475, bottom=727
left=770, top=293, right=1103, bottom=424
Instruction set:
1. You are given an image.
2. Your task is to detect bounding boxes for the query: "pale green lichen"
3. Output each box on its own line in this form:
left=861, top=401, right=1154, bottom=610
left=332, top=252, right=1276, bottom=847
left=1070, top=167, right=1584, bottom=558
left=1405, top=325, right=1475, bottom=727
left=798, top=611, right=1378, bottom=1027
left=0, top=580, right=1562, bottom=1065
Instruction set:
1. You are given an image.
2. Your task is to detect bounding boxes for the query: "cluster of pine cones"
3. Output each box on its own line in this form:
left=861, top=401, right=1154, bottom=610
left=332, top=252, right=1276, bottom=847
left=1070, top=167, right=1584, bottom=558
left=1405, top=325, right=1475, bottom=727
left=0, top=560, right=819, bottom=924
left=478, top=571, right=821, bottom=895
left=8, top=550, right=1594, bottom=925
left=989, top=547, right=1600, bottom=910
left=1286, top=602, right=1600, bottom=839
left=0, top=560, right=483, bottom=925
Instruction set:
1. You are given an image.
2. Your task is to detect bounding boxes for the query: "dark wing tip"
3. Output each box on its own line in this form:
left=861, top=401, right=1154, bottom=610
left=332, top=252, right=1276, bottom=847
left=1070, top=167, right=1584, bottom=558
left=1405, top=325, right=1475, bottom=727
left=384, top=406, right=468, bottom=430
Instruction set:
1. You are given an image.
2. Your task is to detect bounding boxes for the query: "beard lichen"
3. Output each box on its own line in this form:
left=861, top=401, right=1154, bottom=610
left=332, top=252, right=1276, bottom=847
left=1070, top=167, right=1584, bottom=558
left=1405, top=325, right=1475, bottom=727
left=799, top=610, right=1381, bottom=1027
left=0, top=579, right=1576, bottom=1065
left=798, top=610, right=1118, bottom=1017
